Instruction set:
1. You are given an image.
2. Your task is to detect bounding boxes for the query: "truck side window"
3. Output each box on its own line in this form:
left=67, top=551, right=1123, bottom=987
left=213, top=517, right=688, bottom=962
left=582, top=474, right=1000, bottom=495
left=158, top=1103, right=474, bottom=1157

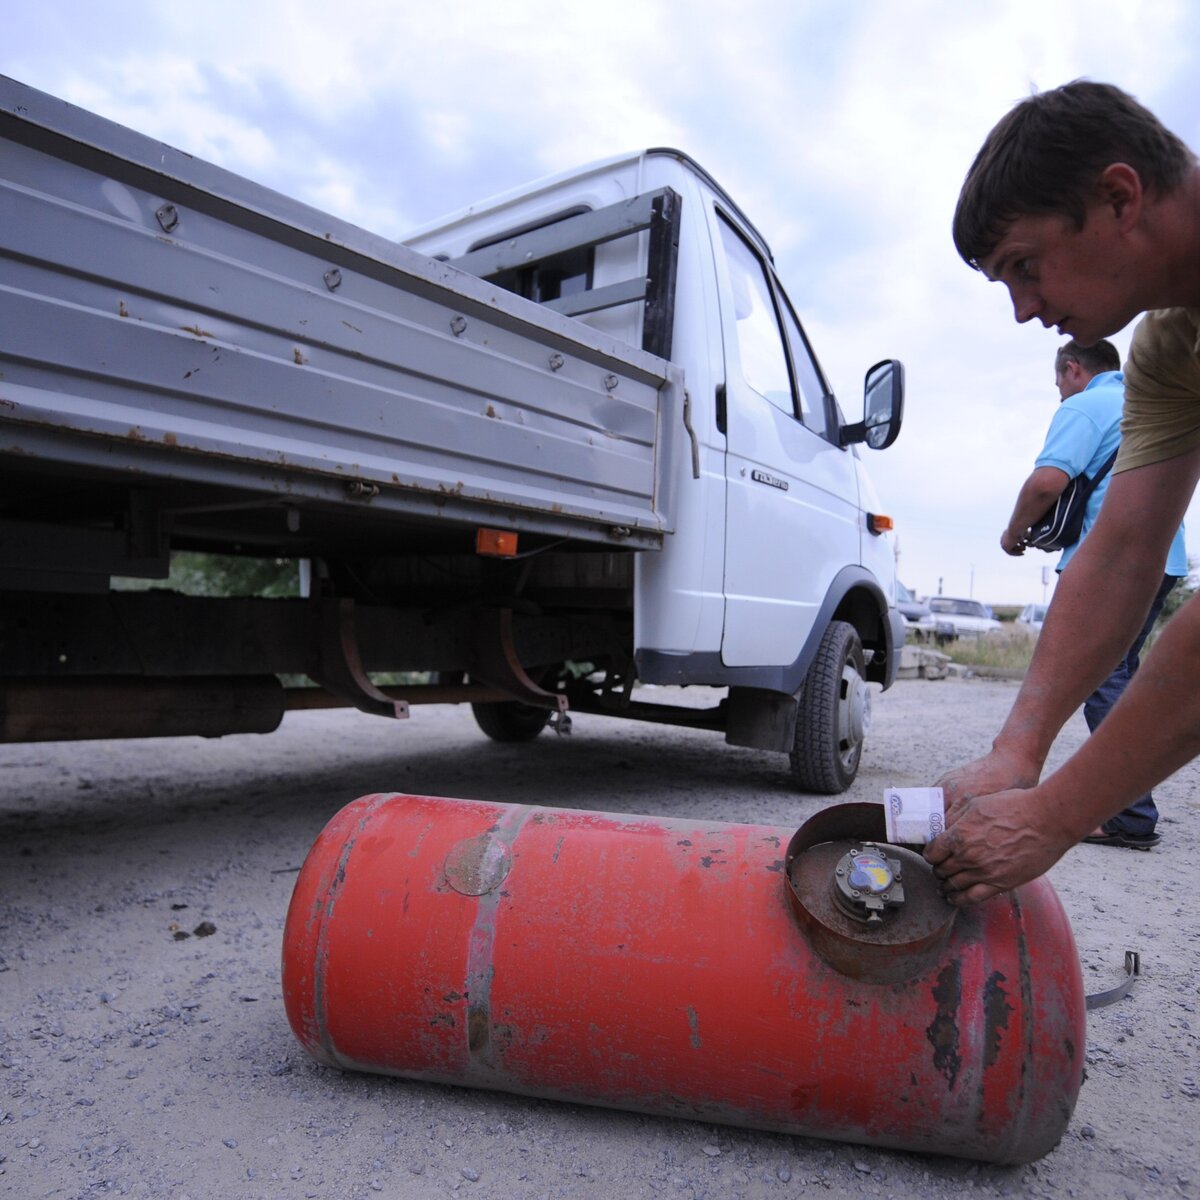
left=498, top=245, right=593, bottom=304
left=717, top=216, right=830, bottom=438
left=717, top=217, right=793, bottom=417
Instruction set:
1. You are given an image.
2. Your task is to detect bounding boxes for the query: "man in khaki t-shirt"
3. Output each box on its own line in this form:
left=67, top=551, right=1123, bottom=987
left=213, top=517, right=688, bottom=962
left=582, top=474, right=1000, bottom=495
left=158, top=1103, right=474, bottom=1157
left=1122, top=307, right=1200, bottom=469
left=922, top=81, right=1200, bottom=906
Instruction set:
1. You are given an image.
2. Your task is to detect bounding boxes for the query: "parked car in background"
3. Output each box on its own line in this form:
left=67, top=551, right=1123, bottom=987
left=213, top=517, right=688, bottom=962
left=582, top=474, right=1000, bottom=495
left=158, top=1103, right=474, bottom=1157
left=926, top=596, right=1003, bottom=640
left=1017, top=603, right=1048, bottom=632
left=896, top=581, right=937, bottom=640
left=896, top=581, right=931, bottom=624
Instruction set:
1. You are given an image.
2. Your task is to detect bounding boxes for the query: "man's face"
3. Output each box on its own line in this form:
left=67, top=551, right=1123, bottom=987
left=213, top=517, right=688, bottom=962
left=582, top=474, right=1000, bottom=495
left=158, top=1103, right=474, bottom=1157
left=978, top=207, right=1140, bottom=345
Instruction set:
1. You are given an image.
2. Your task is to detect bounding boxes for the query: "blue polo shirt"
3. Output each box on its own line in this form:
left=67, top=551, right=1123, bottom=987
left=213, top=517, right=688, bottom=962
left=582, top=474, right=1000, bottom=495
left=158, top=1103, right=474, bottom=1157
left=1035, top=370, right=1187, bottom=573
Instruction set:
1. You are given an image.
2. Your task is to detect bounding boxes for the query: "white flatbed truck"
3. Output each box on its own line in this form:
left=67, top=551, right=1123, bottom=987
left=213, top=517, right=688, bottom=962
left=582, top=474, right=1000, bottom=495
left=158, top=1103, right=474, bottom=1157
left=0, top=75, right=905, bottom=792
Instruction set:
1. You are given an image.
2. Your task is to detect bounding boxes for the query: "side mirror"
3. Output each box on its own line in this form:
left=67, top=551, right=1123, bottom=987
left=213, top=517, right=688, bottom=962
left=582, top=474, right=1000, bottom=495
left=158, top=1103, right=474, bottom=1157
left=840, top=359, right=904, bottom=450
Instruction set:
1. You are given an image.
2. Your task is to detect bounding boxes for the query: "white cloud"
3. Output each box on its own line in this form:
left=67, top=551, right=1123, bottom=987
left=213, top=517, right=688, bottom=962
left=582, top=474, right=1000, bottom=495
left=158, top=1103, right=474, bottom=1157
left=36, top=57, right=281, bottom=176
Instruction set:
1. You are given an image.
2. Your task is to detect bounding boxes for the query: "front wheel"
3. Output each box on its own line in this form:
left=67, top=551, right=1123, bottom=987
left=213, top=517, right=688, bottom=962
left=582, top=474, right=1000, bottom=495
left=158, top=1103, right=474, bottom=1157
left=789, top=620, right=869, bottom=794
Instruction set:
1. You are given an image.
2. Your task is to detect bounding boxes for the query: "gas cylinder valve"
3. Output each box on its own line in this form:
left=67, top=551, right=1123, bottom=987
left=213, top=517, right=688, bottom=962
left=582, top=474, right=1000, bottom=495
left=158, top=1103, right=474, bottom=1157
left=831, top=843, right=905, bottom=924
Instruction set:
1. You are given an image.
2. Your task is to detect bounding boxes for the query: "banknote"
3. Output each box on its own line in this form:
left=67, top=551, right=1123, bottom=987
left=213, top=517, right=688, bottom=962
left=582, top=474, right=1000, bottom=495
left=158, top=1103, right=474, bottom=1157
left=883, top=786, right=946, bottom=844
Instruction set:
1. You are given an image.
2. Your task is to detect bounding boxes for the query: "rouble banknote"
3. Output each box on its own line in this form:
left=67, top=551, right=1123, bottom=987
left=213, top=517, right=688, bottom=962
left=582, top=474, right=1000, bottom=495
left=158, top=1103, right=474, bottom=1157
left=883, top=786, right=946, bottom=844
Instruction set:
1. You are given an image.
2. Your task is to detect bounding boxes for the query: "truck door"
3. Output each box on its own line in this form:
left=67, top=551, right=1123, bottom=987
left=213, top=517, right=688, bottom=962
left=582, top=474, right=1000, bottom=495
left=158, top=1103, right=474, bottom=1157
left=715, top=213, right=861, bottom=668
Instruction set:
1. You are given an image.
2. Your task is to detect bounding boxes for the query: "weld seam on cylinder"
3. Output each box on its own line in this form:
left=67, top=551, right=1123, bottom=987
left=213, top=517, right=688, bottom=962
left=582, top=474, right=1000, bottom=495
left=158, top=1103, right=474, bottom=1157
left=1005, top=890, right=1037, bottom=1163
left=313, top=793, right=400, bottom=1068
left=462, top=804, right=538, bottom=1082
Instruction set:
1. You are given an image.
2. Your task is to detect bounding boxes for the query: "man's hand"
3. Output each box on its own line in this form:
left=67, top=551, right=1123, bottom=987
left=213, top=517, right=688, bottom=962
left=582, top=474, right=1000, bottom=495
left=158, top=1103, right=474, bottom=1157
left=1002, top=466, right=1069, bottom=559
left=1000, top=527, right=1027, bottom=556
left=924, top=787, right=1073, bottom=906
left=936, top=745, right=1041, bottom=818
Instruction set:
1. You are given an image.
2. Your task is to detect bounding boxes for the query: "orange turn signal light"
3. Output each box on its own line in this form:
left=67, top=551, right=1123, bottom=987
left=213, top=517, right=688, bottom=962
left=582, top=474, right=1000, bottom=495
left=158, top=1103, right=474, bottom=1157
left=476, top=527, right=519, bottom=557
left=866, top=513, right=894, bottom=535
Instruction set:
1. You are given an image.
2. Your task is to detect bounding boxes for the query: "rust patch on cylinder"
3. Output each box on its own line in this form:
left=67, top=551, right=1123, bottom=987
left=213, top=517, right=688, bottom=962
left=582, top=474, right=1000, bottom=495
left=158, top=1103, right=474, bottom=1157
left=467, top=1002, right=490, bottom=1053
left=445, top=835, right=512, bottom=896
left=926, top=960, right=963, bottom=1090
left=982, top=970, right=1013, bottom=1069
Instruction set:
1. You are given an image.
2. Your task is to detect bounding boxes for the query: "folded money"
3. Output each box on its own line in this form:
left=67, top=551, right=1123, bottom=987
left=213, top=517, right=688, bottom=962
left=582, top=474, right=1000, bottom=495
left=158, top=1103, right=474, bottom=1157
left=884, top=787, right=946, bottom=844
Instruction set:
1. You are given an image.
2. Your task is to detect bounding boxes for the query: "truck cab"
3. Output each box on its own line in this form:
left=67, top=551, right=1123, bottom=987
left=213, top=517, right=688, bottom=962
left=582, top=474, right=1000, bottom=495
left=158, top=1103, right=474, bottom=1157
left=405, top=150, right=905, bottom=790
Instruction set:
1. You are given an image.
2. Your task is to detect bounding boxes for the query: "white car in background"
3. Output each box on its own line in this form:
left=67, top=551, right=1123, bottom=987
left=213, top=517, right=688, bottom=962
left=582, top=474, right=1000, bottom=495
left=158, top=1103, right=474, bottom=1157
left=1017, top=603, right=1048, bottom=632
left=926, top=596, right=1003, bottom=639
left=896, top=581, right=937, bottom=638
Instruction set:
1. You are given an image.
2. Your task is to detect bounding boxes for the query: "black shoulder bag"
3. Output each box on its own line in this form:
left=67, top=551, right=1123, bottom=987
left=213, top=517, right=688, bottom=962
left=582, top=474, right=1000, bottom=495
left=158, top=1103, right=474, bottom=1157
left=1026, top=447, right=1120, bottom=552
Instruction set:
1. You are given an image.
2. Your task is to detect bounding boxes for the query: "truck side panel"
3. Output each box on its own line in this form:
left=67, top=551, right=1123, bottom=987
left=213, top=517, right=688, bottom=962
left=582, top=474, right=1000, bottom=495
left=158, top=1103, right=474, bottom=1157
left=0, top=77, right=678, bottom=550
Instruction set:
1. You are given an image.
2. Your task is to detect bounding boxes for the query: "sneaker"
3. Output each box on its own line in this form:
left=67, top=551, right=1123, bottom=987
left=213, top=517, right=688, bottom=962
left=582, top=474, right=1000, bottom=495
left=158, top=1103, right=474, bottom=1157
left=1082, top=828, right=1161, bottom=850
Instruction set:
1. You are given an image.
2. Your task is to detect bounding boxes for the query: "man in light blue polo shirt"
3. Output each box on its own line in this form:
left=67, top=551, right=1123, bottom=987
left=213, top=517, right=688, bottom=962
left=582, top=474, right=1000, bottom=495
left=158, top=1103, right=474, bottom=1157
left=1000, top=338, right=1188, bottom=849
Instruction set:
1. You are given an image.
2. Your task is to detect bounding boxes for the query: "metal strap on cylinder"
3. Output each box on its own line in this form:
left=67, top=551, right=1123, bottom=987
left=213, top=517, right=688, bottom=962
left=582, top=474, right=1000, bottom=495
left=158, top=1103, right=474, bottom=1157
left=1085, top=950, right=1140, bottom=1011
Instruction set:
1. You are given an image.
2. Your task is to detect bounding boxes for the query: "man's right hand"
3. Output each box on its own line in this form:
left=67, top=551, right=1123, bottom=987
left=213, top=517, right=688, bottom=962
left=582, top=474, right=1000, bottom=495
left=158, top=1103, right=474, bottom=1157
left=924, top=784, right=1074, bottom=906
left=1000, top=528, right=1027, bottom=556
left=936, top=744, right=1042, bottom=819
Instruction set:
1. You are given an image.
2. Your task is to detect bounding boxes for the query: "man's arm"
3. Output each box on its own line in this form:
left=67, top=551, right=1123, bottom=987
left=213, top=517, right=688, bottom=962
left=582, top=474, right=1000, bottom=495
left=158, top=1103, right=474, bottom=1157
left=928, top=592, right=1200, bottom=903
left=926, top=445, right=1200, bottom=902
left=1000, top=466, right=1069, bottom=555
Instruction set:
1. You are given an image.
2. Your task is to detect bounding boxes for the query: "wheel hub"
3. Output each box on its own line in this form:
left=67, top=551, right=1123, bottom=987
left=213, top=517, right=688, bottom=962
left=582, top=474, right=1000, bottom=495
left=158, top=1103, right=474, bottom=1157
left=839, top=665, right=870, bottom=752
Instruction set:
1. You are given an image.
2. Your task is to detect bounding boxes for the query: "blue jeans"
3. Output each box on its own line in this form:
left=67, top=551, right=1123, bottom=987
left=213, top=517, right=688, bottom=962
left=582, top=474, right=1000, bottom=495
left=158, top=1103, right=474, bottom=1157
left=1082, top=574, right=1180, bottom=837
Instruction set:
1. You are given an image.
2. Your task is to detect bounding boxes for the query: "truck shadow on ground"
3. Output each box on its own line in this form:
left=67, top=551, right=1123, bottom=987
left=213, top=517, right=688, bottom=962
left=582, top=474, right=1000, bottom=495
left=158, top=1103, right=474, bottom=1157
left=0, top=710, right=840, bottom=846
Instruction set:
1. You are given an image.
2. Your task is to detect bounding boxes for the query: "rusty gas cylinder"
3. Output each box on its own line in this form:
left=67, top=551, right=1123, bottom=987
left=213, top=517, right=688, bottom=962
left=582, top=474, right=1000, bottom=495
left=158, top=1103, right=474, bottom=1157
left=282, top=795, right=1085, bottom=1163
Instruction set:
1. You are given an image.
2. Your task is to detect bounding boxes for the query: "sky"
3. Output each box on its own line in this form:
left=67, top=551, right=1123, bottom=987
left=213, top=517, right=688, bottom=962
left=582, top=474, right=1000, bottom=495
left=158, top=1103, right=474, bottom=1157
left=5, top=0, right=1199, bottom=606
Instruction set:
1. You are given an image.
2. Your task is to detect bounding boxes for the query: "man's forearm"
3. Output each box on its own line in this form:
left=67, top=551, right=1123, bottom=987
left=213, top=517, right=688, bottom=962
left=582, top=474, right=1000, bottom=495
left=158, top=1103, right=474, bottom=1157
left=1004, top=467, right=1068, bottom=543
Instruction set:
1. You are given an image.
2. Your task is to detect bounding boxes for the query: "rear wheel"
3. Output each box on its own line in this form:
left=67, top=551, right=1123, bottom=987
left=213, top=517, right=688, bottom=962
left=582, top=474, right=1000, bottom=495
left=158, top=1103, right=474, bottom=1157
left=451, top=665, right=561, bottom=744
left=789, top=620, right=869, bottom=794
left=470, top=698, right=552, bottom=743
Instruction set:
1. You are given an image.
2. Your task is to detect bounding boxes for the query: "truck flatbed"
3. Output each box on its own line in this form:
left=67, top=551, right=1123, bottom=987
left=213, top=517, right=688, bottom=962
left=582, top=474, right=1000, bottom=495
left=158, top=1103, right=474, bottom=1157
left=0, top=74, right=680, bottom=583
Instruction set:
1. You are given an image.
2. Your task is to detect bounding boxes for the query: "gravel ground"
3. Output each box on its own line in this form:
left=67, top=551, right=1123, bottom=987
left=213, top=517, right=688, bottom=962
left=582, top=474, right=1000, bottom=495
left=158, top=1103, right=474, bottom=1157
left=1, top=675, right=1198, bottom=1200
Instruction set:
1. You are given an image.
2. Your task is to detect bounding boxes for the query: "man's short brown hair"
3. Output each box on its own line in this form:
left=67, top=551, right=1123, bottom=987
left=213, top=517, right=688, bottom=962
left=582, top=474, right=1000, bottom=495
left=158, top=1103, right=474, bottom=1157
left=953, top=80, right=1194, bottom=268
left=1055, top=338, right=1121, bottom=378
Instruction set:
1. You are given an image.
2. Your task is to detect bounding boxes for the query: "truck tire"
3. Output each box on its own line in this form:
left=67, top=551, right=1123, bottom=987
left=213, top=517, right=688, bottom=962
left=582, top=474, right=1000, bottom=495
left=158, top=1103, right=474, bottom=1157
left=470, top=700, right=552, bottom=743
left=437, top=670, right=555, bottom=743
left=789, top=620, right=869, bottom=794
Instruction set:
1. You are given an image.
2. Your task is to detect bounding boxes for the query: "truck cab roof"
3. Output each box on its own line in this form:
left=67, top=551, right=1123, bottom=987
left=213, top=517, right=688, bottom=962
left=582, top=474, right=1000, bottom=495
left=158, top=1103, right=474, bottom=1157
left=403, top=147, right=774, bottom=265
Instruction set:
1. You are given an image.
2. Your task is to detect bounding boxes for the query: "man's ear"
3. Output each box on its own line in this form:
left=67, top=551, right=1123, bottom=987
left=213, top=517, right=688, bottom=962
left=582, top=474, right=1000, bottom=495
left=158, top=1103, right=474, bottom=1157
left=1096, top=162, right=1144, bottom=228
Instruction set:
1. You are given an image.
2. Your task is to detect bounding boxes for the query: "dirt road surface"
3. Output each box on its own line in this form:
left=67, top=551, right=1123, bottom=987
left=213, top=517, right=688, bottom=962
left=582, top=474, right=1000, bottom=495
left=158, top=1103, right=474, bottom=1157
left=2, top=677, right=1198, bottom=1199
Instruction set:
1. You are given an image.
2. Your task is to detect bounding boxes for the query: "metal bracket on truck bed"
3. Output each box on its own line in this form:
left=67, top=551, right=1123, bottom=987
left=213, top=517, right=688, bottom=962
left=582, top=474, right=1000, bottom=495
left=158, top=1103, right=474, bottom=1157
left=469, top=608, right=569, bottom=712
left=309, top=598, right=409, bottom=720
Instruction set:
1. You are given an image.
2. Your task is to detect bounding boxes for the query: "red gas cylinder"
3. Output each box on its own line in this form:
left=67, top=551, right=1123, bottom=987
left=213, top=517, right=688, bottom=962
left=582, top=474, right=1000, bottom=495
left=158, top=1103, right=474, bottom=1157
left=282, top=795, right=1085, bottom=1164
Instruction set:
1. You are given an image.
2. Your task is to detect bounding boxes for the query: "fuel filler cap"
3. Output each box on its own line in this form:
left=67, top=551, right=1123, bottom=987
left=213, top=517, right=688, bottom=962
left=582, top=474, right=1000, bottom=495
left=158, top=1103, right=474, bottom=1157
left=786, top=802, right=955, bottom=983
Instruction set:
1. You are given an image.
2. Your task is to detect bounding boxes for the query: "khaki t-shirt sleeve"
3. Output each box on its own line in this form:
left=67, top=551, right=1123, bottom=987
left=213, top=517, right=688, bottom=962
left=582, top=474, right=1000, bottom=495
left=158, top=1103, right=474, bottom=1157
left=1117, top=306, right=1200, bottom=472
